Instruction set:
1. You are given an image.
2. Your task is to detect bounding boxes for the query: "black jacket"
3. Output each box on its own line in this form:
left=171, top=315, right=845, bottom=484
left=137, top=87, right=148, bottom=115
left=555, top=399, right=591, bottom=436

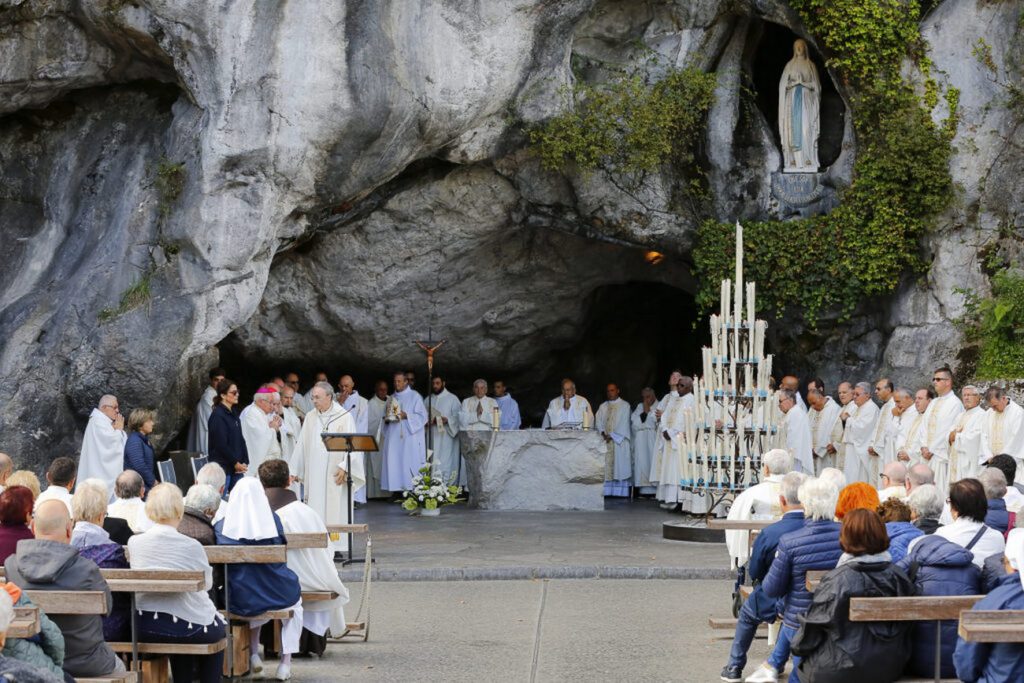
left=102, top=516, right=133, bottom=546
left=207, top=404, right=248, bottom=474
left=913, top=517, right=940, bottom=535
left=790, top=558, right=915, bottom=683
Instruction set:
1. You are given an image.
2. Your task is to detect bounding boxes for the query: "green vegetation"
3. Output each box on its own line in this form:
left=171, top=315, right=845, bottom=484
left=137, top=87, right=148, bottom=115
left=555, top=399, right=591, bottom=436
left=97, top=269, right=153, bottom=322
left=529, top=65, right=717, bottom=185
left=694, top=0, right=959, bottom=325
left=154, top=158, right=186, bottom=218
left=958, top=269, right=1024, bottom=379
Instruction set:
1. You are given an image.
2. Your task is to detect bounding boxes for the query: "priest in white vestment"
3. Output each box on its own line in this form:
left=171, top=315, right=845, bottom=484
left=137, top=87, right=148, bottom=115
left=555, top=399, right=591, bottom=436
left=241, top=387, right=283, bottom=476
left=428, top=377, right=463, bottom=486
left=630, top=388, right=659, bottom=496
left=279, top=387, right=303, bottom=463
left=868, top=379, right=896, bottom=469
left=807, top=386, right=841, bottom=473
left=365, top=381, right=389, bottom=499
left=461, top=379, right=499, bottom=432
left=300, top=372, right=329, bottom=415
left=920, top=368, right=965, bottom=494
left=778, top=389, right=814, bottom=473
left=981, top=387, right=1024, bottom=483
left=541, top=379, right=592, bottom=429
left=77, top=395, right=127, bottom=495
left=950, top=386, right=986, bottom=482
left=842, top=383, right=880, bottom=484
left=655, top=377, right=694, bottom=507
left=833, top=382, right=856, bottom=472
left=650, top=371, right=683, bottom=489
left=493, top=381, right=522, bottom=430
left=596, top=384, right=632, bottom=497
left=725, top=449, right=794, bottom=568
left=381, top=373, right=428, bottom=493
left=289, top=382, right=365, bottom=552
left=337, top=376, right=370, bottom=503
left=886, top=389, right=917, bottom=463
left=262, top=459, right=350, bottom=638
left=186, top=368, right=224, bottom=455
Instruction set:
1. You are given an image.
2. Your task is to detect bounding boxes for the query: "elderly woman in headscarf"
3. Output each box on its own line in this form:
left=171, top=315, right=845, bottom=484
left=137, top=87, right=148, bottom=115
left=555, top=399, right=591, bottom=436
left=215, top=478, right=303, bottom=681
left=954, top=528, right=1024, bottom=682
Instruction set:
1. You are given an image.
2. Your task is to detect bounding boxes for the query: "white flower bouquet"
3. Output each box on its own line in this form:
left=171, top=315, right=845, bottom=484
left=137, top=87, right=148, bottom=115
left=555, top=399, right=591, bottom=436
left=401, top=464, right=464, bottom=512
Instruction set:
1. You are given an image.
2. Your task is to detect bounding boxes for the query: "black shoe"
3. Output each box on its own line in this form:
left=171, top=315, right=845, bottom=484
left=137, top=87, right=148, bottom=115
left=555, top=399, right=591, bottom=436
left=333, top=552, right=345, bottom=563
left=720, top=665, right=743, bottom=682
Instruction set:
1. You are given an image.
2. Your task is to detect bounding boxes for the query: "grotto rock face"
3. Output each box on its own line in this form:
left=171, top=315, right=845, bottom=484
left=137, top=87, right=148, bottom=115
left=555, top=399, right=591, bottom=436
left=0, top=0, right=1019, bottom=468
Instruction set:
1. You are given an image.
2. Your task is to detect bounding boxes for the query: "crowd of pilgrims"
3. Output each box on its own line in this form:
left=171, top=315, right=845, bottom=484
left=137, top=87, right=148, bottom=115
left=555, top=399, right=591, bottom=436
left=0, top=452, right=347, bottom=682
left=720, top=447, right=1024, bottom=683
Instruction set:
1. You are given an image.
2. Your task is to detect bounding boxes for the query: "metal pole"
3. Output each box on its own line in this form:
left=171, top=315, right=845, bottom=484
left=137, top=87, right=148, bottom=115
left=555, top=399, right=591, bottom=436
left=934, top=620, right=941, bottom=683
left=130, top=593, right=139, bottom=669
left=346, top=448, right=354, bottom=563
left=224, top=564, right=233, bottom=678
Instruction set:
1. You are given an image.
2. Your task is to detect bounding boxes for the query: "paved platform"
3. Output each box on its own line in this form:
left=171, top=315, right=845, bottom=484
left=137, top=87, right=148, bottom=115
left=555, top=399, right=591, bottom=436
left=341, top=499, right=731, bottom=581
left=286, top=579, right=772, bottom=682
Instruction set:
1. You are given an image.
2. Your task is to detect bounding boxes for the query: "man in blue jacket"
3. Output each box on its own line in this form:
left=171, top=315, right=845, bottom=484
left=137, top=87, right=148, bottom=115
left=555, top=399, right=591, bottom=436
left=721, top=472, right=807, bottom=683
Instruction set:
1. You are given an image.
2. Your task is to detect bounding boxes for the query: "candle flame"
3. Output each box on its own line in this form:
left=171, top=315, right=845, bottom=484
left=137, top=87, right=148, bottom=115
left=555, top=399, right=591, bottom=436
left=643, top=250, right=665, bottom=265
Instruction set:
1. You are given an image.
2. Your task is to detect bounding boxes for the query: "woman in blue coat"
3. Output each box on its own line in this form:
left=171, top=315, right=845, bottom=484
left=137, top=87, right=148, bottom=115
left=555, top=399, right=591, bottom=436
left=215, top=478, right=302, bottom=681
left=123, top=409, right=157, bottom=491
left=879, top=498, right=923, bottom=563
left=897, top=534, right=981, bottom=678
left=954, top=529, right=1024, bottom=682
left=206, top=379, right=248, bottom=493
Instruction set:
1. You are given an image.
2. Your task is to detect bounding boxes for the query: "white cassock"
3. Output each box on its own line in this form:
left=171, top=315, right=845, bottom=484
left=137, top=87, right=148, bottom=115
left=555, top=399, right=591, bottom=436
left=780, top=405, right=814, bottom=473
left=836, top=401, right=858, bottom=472
left=981, top=400, right=1024, bottom=483
left=381, top=388, right=428, bottom=492
left=541, top=395, right=592, bottom=428
left=280, top=406, right=302, bottom=462
left=275, top=499, right=350, bottom=636
left=339, top=392, right=370, bottom=503
left=596, top=398, right=632, bottom=496
left=77, top=408, right=127, bottom=495
left=290, top=402, right=365, bottom=552
left=951, top=406, right=987, bottom=482
left=870, top=398, right=896, bottom=473
left=922, top=392, right=965, bottom=493
left=655, top=392, right=693, bottom=505
left=461, top=395, right=499, bottom=432
left=240, top=404, right=282, bottom=476
left=724, top=474, right=785, bottom=569
left=808, top=397, right=841, bottom=473
left=186, top=385, right=217, bottom=455
left=298, top=389, right=316, bottom=416
left=843, top=400, right=880, bottom=484
left=895, top=405, right=927, bottom=465
left=630, top=403, right=659, bottom=495
left=427, top=390, right=462, bottom=486
left=365, top=396, right=388, bottom=498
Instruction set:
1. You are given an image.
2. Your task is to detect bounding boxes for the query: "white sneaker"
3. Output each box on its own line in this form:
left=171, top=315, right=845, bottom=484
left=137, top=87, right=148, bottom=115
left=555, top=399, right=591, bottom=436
left=275, top=663, right=292, bottom=681
left=250, top=653, right=264, bottom=678
left=744, top=663, right=779, bottom=682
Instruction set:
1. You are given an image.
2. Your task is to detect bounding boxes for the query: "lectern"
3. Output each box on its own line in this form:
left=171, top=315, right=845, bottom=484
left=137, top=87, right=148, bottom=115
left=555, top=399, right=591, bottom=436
left=321, top=432, right=378, bottom=564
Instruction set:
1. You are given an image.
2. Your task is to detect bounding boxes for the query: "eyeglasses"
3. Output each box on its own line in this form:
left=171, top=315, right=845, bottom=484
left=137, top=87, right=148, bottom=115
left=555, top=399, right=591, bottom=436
left=227, top=390, right=239, bottom=395
left=932, top=377, right=950, bottom=382
left=879, top=473, right=889, bottom=481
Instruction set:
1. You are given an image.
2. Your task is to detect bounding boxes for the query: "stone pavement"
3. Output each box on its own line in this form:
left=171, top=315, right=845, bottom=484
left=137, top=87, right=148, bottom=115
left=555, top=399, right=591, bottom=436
left=286, top=579, right=773, bottom=682
left=340, top=499, right=731, bottom=582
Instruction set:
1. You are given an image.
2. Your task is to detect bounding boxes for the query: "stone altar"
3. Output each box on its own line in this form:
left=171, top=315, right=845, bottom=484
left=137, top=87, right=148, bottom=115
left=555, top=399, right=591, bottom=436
left=458, top=430, right=607, bottom=511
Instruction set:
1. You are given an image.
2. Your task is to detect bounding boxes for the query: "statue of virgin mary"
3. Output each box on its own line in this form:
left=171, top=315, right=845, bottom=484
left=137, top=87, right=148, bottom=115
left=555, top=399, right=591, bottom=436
left=778, top=39, right=821, bottom=173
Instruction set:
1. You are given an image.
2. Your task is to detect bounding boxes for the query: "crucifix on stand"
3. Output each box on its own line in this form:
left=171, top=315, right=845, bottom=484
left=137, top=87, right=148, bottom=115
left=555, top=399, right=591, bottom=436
left=414, top=329, right=447, bottom=462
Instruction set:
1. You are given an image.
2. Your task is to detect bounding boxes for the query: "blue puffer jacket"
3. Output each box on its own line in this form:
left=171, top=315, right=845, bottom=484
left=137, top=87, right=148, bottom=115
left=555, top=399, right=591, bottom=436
left=984, top=499, right=1010, bottom=536
left=886, top=521, right=924, bottom=563
left=897, top=534, right=981, bottom=678
left=954, top=573, right=1024, bottom=682
left=761, top=519, right=842, bottom=627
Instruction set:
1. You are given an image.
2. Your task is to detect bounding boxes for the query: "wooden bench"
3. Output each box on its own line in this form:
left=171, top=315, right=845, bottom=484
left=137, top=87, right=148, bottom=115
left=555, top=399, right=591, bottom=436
left=958, top=610, right=1024, bottom=642
left=9, top=606, right=40, bottom=639
left=75, top=673, right=139, bottom=683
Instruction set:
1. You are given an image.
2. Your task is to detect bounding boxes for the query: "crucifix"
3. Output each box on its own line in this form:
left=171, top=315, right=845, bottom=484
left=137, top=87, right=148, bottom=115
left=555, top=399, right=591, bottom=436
left=414, top=329, right=447, bottom=461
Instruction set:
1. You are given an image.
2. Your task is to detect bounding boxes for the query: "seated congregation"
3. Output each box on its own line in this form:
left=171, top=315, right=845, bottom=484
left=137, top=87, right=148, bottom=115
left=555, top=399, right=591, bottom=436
left=0, top=452, right=349, bottom=682
left=722, top=449, right=1024, bottom=683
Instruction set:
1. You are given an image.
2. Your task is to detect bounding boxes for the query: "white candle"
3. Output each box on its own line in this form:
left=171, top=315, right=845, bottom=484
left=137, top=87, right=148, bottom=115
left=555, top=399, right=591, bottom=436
left=745, top=364, right=753, bottom=397
left=492, top=406, right=500, bottom=430
left=742, top=431, right=751, bottom=486
left=722, top=279, right=731, bottom=328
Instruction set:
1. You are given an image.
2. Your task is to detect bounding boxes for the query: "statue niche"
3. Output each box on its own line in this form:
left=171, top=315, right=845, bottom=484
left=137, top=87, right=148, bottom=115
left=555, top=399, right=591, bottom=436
left=778, top=39, right=820, bottom=173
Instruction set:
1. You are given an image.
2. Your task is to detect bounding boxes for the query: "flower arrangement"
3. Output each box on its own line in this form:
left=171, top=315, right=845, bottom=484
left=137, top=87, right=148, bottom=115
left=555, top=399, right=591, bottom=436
left=401, top=464, right=463, bottom=513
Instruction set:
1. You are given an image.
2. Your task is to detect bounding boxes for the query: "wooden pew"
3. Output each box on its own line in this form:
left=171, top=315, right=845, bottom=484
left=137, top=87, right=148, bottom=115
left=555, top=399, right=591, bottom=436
left=9, top=606, right=40, bottom=639
left=958, top=610, right=1024, bottom=642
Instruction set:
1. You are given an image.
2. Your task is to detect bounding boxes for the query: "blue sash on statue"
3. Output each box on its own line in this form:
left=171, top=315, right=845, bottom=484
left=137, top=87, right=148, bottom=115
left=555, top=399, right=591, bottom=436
left=791, top=84, right=803, bottom=151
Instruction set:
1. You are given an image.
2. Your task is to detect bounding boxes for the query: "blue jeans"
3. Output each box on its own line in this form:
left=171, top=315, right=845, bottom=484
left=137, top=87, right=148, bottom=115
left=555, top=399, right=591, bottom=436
left=766, top=623, right=796, bottom=675
left=727, top=593, right=776, bottom=670
left=138, top=610, right=225, bottom=683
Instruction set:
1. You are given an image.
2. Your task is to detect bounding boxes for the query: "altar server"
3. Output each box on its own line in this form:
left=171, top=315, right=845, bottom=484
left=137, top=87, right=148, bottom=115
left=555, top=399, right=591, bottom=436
left=596, top=383, right=632, bottom=497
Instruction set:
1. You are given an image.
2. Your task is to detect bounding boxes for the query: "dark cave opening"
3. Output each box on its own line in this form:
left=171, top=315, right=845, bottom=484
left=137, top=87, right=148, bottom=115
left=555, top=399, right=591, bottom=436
left=213, top=281, right=708, bottom=429
left=748, top=21, right=846, bottom=171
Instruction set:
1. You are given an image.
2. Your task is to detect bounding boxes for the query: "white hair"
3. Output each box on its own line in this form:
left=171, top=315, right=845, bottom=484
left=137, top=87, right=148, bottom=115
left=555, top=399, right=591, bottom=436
left=184, top=484, right=222, bottom=516
left=762, top=449, right=793, bottom=475
left=98, top=394, right=117, bottom=409
left=907, top=484, right=943, bottom=519
left=782, top=471, right=808, bottom=505
left=145, top=482, right=184, bottom=524
left=799, top=477, right=839, bottom=521
left=313, top=381, right=334, bottom=398
left=979, top=467, right=1008, bottom=500
left=819, top=467, right=847, bottom=491
left=72, top=479, right=110, bottom=523
left=196, top=462, right=226, bottom=492
left=855, top=381, right=872, bottom=395
left=473, top=379, right=487, bottom=389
